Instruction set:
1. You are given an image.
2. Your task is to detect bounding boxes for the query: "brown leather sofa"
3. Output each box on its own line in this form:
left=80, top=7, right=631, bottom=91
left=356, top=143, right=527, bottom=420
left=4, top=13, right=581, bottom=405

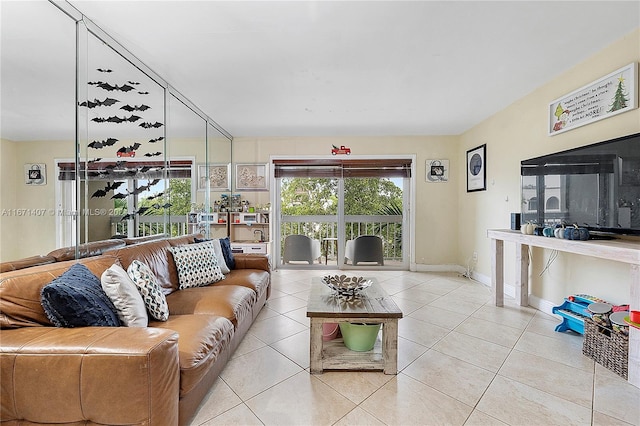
left=0, top=234, right=271, bottom=425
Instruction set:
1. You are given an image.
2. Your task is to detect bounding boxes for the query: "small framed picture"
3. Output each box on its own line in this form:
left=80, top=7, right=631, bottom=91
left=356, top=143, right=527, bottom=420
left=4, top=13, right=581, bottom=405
left=25, top=163, right=46, bottom=185
left=466, top=144, right=486, bottom=192
left=235, top=163, right=269, bottom=191
left=197, top=163, right=230, bottom=191
left=426, top=159, right=449, bottom=182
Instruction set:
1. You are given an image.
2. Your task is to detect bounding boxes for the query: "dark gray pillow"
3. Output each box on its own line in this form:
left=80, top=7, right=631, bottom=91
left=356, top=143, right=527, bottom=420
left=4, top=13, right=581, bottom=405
left=41, top=263, right=121, bottom=327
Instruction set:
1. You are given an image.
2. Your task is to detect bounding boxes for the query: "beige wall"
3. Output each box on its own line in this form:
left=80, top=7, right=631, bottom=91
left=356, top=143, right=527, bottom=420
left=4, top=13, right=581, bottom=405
left=0, top=139, right=74, bottom=260
left=232, top=135, right=461, bottom=265
left=458, top=28, right=640, bottom=306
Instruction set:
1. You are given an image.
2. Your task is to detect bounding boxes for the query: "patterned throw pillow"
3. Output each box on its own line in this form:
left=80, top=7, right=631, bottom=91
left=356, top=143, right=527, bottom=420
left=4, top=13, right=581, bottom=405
left=41, top=263, right=121, bottom=327
left=126, top=260, right=169, bottom=321
left=169, top=241, right=225, bottom=290
left=101, top=261, right=148, bottom=327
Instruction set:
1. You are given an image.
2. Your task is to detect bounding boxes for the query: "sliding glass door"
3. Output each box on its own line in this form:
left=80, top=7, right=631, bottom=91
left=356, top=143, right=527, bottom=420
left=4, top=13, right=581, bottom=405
left=274, top=157, right=411, bottom=270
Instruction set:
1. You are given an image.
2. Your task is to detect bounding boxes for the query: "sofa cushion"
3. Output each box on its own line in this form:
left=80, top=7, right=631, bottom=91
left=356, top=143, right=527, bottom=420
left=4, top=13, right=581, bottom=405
left=127, top=260, right=169, bottom=321
left=101, top=262, right=148, bottom=327
left=111, top=240, right=177, bottom=295
left=166, top=285, right=255, bottom=326
left=40, top=263, right=121, bottom=327
left=169, top=241, right=225, bottom=290
left=149, top=314, right=234, bottom=396
left=216, top=269, right=270, bottom=300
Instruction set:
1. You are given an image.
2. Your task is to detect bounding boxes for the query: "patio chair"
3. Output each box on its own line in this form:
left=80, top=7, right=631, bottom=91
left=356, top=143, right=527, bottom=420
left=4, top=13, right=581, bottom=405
left=351, top=235, right=384, bottom=266
left=283, top=234, right=321, bottom=264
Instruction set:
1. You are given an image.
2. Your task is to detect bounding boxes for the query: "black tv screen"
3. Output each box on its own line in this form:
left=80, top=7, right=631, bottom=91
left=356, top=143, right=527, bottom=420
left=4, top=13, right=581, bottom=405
left=521, top=132, right=640, bottom=236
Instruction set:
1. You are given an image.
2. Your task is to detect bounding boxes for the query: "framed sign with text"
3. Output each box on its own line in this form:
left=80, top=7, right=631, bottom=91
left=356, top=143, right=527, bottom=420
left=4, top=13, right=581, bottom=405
left=549, top=62, right=637, bottom=135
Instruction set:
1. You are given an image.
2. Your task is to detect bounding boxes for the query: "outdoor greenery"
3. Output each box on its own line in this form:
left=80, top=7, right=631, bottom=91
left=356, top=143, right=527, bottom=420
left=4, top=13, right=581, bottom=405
left=280, top=177, right=404, bottom=260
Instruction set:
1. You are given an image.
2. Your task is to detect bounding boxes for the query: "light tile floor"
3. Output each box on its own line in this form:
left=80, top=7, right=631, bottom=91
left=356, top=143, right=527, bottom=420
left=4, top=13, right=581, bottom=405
left=190, top=270, right=640, bottom=426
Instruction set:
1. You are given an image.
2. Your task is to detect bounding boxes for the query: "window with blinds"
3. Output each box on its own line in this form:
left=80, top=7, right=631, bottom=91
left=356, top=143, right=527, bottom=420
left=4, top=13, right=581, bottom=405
left=273, top=158, right=412, bottom=179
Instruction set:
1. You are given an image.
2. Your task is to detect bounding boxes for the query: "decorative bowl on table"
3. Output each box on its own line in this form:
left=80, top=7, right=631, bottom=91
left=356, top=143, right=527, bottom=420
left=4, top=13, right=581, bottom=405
left=321, top=275, right=372, bottom=296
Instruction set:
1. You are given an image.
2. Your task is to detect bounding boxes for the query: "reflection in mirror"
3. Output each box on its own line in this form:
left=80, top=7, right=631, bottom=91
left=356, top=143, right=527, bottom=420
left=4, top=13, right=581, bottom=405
left=0, top=1, right=75, bottom=261
left=167, top=94, right=205, bottom=237
left=206, top=122, right=233, bottom=239
left=75, top=31, right=166, bottom=243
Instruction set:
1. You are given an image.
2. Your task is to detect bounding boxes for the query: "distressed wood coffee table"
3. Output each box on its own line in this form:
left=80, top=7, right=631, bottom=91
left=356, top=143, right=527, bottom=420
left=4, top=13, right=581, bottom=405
left=306, top=277, right=403, bottom=374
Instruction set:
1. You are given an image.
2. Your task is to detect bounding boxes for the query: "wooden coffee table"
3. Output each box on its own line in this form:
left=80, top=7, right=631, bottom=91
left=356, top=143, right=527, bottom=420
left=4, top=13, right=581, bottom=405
left=306, top=277, right=403, bottom=374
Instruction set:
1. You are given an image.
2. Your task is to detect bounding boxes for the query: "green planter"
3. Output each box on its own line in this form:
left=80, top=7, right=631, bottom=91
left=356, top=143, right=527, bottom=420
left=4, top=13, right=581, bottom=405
left=339, top=322, right=381, bottom=351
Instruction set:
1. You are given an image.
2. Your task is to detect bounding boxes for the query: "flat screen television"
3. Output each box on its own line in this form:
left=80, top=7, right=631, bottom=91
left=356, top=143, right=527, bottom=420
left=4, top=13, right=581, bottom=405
left=521, top=132, right=640, bottom=236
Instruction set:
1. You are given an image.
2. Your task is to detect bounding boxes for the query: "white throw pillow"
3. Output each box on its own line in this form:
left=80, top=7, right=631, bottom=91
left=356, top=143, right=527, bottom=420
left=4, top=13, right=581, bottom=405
left=101, top=262, right=148, bottom=327
left=169, top=241, right=225, bottom=290
left=126, top=260, right=169, bottom=321
left=211, top=239, right=230, bottom=274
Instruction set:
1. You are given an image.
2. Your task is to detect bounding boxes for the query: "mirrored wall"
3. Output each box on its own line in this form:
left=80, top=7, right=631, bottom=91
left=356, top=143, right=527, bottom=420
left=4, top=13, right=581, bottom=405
left=0, top=0, right=232, bottom=262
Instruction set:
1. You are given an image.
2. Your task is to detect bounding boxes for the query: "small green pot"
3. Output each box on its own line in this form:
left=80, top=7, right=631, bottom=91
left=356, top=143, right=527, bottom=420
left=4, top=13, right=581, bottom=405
left=339, top=322, right=381, bottom=351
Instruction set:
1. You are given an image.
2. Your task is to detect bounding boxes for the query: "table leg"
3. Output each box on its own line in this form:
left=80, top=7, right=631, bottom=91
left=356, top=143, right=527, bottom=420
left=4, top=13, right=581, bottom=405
left=309, top=318, right=323, bottom=374
left=515, top=243, right=529, bottom=306
left=491, top=238, right=504, bottom=307
left=382, top=320, right=399, bottom=374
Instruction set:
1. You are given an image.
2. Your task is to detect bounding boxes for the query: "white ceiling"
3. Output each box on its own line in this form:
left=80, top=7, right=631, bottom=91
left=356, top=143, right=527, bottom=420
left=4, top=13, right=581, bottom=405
left=1, top=1, right=639, bottom=140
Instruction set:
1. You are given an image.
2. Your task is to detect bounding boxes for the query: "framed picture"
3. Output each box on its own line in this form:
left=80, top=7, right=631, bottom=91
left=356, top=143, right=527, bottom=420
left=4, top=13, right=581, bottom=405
left=197, top=163, right=230, bottom=191
left=466, top=144, right=486, bottom=192
left=425, top=159, right=449, bottom=182
left=235, top=163, right=269, bottom=191
left=25, top=163, right=46, bottom=185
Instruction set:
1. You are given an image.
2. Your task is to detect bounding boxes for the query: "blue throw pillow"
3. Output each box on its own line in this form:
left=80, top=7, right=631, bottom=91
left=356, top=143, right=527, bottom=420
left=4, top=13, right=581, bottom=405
left=219, top=237, right=236, bottom=270
left=41, top=263, right=121, bottom=327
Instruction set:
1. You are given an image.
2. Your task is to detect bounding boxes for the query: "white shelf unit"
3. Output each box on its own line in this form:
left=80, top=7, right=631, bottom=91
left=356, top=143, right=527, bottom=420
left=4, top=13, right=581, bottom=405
left=229, top=211, right=270, bottom=255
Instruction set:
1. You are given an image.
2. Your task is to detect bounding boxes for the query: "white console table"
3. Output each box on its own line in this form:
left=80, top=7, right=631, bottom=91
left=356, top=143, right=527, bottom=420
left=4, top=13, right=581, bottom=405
left=487, top=229, right=640, bottom=388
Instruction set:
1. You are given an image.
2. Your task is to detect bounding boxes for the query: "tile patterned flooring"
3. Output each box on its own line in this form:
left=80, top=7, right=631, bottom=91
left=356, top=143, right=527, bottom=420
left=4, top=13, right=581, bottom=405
left=189, top=270, right=640, bottom=426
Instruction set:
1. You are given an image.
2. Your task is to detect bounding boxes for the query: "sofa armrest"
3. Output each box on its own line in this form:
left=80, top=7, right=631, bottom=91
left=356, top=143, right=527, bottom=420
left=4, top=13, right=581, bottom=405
left=233, top=253, right=270, bottom=272
left=1, top=327, right=179, bottom=425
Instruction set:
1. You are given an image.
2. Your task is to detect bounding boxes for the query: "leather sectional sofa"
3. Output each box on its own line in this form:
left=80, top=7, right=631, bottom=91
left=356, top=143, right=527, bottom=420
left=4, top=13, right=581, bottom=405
left=0, top=234, right=271, bottom=425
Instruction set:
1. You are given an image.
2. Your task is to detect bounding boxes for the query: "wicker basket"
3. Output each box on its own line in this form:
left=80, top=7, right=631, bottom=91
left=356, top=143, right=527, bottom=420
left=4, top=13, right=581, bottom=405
left=582, top=318, right=628, bottom=379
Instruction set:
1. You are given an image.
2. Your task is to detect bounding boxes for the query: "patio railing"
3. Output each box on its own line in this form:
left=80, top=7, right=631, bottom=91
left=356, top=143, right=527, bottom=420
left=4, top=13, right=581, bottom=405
left=280, top=214, right=403, bottom=263
left=110, top=215, right=188, bottom=237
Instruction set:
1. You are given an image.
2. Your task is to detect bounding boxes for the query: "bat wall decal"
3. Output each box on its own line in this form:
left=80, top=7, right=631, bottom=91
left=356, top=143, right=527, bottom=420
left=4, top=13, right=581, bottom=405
left=144, top=152, right=162, bottom=157
left=91, top=115, right=142, bottom=124
left=88, top=82, right=136, bottom=92
left=91, top=181, right=124, bottom=198
left=138, top=91, right=149, bottom=95
left=120, top=104, right=150, bottom=112
left=139, top=122, right=164, bottom=129
left=79, top=98, right=119, bottom=108
left=96, top=68, right=112, bottom=73
left=148, top=137, right=164, bottom=143
left=88, top=138, right=118, bottom=149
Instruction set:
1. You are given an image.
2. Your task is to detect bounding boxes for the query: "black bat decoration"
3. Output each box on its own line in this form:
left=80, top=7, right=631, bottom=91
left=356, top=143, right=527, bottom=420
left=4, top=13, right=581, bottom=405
left=111, top=193, right=128, bottom=200
left=152, top=203, right=172, bottom=209
left=148, top=179, right=161, bottom=187
left=146, top=192, right=165, bottom=201
left=120, top=104, right=150, bottom=112
left=91, top=181, right=124, bottom=198
left=127, top=81, right=140, bottom=85
left=148, top=137, right=164, bottom=143
left=93, top=115, right=142, bottom=124
left=87, top=158, right=102, bottom=164
left=120, top=206, right=151, bottom=221
left=138, top=166, right=151, bottom=173
left=88, top=138, right=118, bottom=149
left=144, top=152, right=162, bottom=157
left=139, top=122, right=164, bottom=129
left=79, top=97, right=119, bottom=108
left=89, top=82, right=136, bottom=92
left=117, top=143, right=142, bottom=155
left=97, top=68, right=112, bottom=73
left=138, top=91, right=149, bottom=95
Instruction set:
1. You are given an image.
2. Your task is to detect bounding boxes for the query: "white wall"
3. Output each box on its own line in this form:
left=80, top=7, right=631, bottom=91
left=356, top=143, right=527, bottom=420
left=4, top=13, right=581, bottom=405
left=458, top=28, right=640, bottom=307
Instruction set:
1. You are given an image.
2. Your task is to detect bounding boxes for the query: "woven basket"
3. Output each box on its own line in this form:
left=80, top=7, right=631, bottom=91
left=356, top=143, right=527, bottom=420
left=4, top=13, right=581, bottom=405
left=582, top=318, right=628, bottom=379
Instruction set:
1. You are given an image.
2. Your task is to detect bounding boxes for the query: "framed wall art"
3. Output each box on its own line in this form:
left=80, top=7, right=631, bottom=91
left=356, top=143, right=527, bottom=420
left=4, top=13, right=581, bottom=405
left=466, top=144, right=486, bottom=192
left=425, top=159, right=449, bottom=182
left=197, top=163, right=230, bottom=191
left=235, top=163, right=269, bottom=191
left=25, top=163, right=46, bottom=185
